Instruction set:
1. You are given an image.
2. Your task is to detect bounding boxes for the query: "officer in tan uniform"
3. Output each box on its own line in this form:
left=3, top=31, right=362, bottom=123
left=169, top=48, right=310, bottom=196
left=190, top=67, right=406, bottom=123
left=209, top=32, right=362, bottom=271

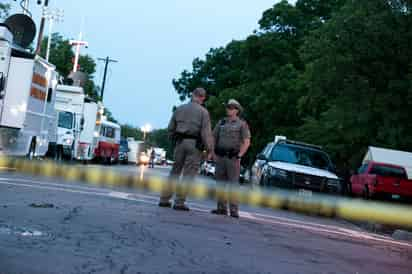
left=159, top=88, right=213, bottom=211
left=211, top=99, right=251, bottom=218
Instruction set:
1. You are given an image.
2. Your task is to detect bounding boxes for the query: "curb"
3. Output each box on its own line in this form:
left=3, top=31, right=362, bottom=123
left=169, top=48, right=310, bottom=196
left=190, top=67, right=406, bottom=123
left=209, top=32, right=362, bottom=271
left=393, top=230, right=412, bottom=242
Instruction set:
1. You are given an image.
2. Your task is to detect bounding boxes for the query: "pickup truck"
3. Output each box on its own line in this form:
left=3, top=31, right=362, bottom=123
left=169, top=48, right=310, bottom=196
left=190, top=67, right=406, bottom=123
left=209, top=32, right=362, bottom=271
left=350, top=161, right=412, bottom=200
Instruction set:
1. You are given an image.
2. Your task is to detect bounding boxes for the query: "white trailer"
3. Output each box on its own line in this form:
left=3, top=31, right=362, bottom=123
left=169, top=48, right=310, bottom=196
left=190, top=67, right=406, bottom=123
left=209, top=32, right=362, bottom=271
left=0, top=24, right=58, bottom=158
left=54, top=84, right=85, bottom=160
left=363, top=146, right=412, bottom=180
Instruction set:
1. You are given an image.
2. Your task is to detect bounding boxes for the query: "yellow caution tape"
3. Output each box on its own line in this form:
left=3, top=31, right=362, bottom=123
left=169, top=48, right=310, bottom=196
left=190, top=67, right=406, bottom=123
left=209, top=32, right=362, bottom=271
left=1, top=156, right=412, bottom=228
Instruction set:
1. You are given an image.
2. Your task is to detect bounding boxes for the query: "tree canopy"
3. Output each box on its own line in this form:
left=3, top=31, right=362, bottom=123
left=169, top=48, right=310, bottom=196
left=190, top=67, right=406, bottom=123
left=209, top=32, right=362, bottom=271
left=172, top=0, right=412, bottom=176
left=39, top=33, right=100, bottom=101
left=0, top=3, right=10, bottom=20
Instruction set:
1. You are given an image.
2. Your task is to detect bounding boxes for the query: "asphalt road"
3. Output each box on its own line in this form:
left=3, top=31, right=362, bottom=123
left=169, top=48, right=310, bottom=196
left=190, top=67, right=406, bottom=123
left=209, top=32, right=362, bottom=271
left=0, top=164, right=411, bottom=274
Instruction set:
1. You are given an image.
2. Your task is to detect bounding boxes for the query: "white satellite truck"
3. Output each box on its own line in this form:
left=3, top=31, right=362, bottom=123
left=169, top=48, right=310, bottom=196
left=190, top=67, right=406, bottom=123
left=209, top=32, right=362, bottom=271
left=0, top=22, right=58, bottom=158
left=54, top=85, right=101, bottom=162
left=54, top=84, right=85, bottom=160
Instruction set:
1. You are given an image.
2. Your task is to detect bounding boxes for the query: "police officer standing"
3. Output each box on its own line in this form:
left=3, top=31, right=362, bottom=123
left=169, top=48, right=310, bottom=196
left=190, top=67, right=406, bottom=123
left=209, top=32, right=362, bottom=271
left=159, top=88, right=213, bottom=211
left=212, top=99, right=251, bottom=218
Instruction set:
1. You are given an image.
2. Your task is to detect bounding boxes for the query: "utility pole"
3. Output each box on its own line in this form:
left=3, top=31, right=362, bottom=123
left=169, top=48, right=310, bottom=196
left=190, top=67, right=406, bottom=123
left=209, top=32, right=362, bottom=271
left=35, top=0, right=49, bottom=55
left=98, top=57, right=118, bottom=101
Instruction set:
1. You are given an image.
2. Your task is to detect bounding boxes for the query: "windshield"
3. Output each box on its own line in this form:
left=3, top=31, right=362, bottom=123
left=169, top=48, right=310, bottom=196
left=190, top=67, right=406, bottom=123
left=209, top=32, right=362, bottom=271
left=120, top=140, right=128, bottom=152
left=270, top=144, right=333, bottom=171
left=58, top=111, right=74, bottom=129
left=370, top=164, right=406, bottom=179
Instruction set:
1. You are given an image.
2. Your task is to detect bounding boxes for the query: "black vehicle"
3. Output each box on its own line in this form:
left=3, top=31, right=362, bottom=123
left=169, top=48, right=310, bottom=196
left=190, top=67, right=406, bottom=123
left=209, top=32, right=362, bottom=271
left=118, top=138, right=129, bottom=165
left=251, top=137, right=343, bottom=194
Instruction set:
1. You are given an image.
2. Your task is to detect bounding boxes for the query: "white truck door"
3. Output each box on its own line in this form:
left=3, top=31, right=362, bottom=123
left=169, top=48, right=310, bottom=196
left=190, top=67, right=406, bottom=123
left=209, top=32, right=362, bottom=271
left=0, top=56, right=34, bottom=128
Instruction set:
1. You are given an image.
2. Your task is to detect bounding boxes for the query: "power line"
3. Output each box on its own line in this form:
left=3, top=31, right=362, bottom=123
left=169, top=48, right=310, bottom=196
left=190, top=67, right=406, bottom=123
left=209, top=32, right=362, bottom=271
left=98, top=56, right=118, bottom=101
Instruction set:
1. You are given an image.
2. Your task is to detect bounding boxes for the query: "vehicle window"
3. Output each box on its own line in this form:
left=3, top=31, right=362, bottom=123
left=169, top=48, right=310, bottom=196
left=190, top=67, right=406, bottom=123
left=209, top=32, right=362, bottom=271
left=370, top=165, right=406, bottom=179
left=263, top=144, right=274, bottom=158
left=270, top=144, right=332, bottom=171
left=358, top=164, right=369, bottom=174
left=58, top=111, right=73, bottom=129
left=105, top=127, right=115, bottom=138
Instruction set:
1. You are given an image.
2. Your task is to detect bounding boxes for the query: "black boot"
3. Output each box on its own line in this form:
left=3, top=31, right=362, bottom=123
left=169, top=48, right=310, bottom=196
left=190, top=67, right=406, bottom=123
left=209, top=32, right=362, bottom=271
left=158, top=201, right=172, bottom=208
left=230, top=211, right=239, bottom=218
left=173, top=204, right=190, bottom=211
left=211, top=209, right=228, bottom=215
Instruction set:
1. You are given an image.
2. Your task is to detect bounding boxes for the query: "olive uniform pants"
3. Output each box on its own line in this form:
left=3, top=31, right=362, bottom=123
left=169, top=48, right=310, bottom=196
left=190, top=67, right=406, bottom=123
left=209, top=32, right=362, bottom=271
left=215, top=156, right=241, bottom=214
left=160, top=139, right=201, bottom=206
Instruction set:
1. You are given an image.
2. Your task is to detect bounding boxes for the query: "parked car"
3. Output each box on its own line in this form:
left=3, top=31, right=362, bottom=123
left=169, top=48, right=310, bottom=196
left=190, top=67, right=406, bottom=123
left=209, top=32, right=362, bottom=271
left=351, top=161, right=412, bottom=200
left=139, top=152, right=150, bottom=166
left=251, top=136, right=343, bottom=194
left=240, top=166, right=251, bottom=184
left=200, top=160, right=216, bottom=177
left=118, top=138, right=129, bottom=164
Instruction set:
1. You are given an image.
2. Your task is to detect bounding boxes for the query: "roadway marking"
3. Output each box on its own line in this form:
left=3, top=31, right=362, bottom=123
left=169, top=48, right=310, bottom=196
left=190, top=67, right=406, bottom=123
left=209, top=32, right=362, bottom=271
left=0, top=177, right=411, bottom=248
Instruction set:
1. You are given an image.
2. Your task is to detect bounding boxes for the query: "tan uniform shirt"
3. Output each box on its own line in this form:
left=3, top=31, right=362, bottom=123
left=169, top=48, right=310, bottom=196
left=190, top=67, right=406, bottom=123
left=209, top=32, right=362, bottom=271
left=213, top=117, right=251, bottom=151
left=168, top=102, right=213, bottom=152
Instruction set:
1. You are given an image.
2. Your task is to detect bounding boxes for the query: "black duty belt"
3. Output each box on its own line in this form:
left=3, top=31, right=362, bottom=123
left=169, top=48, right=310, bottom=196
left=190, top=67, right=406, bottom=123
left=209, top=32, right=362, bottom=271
left=214, top=147, right=239, bottom=159
left=175, top=133, right=198, bottom=140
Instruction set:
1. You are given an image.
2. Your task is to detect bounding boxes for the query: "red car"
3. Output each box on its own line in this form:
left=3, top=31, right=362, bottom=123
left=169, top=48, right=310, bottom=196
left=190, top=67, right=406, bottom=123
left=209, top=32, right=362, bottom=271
left=351, top=161, right=412, bottom=200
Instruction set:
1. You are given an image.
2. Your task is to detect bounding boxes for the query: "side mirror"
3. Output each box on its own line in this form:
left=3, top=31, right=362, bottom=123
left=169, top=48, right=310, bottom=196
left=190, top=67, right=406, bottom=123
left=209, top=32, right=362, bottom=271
left=257, top=153, right=267, bottom=161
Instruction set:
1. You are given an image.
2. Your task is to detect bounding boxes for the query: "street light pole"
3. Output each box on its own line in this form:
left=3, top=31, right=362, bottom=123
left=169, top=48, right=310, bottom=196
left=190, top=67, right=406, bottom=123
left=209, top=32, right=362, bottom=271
left=43, top=7, right=64, bottom=62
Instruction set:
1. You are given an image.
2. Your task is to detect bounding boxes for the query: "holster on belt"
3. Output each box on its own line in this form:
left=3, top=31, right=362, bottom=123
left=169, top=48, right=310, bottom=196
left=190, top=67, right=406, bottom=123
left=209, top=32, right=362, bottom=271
left=174, top=132, right=205, bottom=151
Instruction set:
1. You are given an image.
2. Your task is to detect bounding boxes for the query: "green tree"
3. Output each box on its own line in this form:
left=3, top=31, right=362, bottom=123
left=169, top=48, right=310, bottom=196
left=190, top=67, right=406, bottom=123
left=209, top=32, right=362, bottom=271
left=0, top=3, right=10, bottom=20
left=298, top=0, right=412, bottom=170
left=40, top=33, right=74, bottom=77
left=104, top=108, right=118, bottom=123
left=121, top=124, right=143, bottom=140
left=172, top=0, right=412, bottom=174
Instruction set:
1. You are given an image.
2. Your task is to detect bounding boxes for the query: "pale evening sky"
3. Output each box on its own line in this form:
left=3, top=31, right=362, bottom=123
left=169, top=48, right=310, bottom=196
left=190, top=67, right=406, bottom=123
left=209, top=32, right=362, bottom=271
left=8, top=0, right=295, bottom=129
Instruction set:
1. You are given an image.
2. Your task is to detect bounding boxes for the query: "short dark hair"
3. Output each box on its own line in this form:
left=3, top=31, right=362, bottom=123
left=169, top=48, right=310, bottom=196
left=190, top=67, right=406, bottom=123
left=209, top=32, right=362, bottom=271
left=192, top=87, right=207, bottom=98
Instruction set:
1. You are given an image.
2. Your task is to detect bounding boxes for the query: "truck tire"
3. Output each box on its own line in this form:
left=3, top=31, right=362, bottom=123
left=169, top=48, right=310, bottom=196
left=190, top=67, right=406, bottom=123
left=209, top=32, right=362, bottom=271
left=362, top=185, right=370, bottom=200
left=26, top=139, right=36, bottom=160
left=55, top=145, right=63, bottom=162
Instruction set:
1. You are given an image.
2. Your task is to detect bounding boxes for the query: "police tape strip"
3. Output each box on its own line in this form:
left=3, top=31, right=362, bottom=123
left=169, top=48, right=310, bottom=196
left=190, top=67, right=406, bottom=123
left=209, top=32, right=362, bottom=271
left=1, top=156, right=412, bottom=228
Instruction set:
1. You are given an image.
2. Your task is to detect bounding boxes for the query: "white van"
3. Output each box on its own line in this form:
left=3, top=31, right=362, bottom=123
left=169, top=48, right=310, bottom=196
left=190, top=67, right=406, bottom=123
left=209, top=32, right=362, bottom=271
left=126, top=138, right=144, bottom=164
left=0, top=24, right=58, bottom=158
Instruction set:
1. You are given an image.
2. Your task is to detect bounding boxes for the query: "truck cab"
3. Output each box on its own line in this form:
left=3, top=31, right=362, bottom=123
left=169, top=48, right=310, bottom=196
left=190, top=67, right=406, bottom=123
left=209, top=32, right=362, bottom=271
left=351, top=161, right=412, bottom=200
left=251, top=136, right=343, bottom=194
left=54, top=85, right=85, bottom=160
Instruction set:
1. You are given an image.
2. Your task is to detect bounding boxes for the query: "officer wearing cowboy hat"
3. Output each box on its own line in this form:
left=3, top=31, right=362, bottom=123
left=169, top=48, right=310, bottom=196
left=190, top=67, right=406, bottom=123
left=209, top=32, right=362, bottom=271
left=211, top=99, right=251, bottom=218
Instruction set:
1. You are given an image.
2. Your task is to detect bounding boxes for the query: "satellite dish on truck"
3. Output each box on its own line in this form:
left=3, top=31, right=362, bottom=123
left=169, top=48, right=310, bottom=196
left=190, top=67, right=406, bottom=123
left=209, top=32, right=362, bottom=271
left=4, top=14, right=36, bottom=49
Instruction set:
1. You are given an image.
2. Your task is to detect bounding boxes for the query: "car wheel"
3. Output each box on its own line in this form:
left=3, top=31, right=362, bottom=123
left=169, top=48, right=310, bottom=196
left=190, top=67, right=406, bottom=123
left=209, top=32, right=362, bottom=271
left=260, top=175, right=268, bottom=188
left=362, top=185, right=370, bottom=200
